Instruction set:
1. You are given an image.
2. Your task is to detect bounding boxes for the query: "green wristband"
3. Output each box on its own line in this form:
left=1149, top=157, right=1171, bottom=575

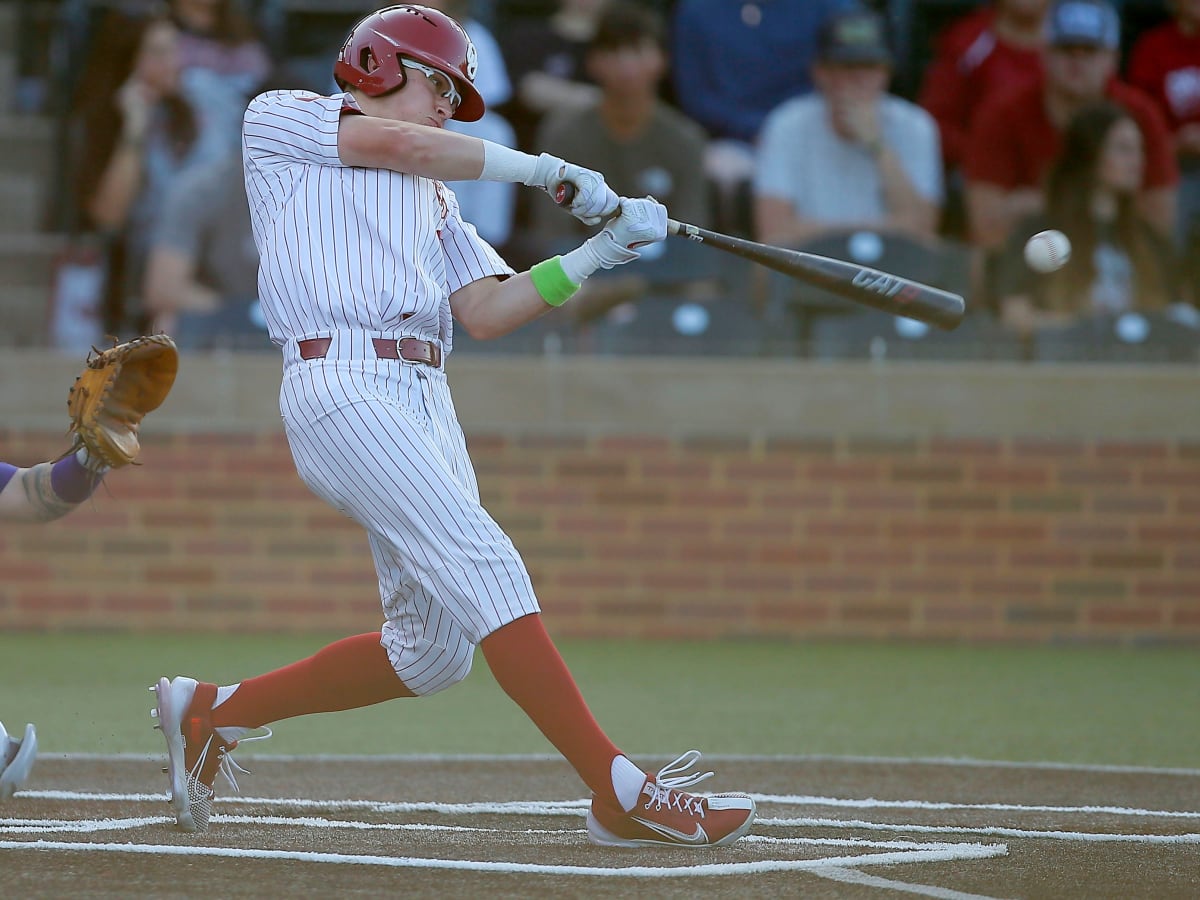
left=530, top=256, right=580, bottom=307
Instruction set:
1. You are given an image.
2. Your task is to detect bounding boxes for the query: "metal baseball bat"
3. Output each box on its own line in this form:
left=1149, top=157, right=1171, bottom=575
left=553, top=184, right=966, bottom=332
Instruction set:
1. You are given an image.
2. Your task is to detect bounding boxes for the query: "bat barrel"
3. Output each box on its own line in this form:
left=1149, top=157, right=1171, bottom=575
left=669, top=221, right=965, bottom=331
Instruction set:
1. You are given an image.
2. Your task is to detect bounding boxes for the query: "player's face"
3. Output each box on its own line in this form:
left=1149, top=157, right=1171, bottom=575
left=364, top=59, right=459, bottom=127
left=1097, top=116, right=1144, bottom=195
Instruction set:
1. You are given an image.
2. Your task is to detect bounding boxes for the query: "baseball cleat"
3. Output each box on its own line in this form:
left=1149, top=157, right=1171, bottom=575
left=152, top=676, right=268, bottom=833
left=585, top=750, right=755, bottom=848
left=0, top=721, right=38, bottom=801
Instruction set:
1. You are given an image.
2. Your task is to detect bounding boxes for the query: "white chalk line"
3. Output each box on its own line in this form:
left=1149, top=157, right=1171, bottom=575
left=41, top=752, right=1200, bottom=777
left=747, top=794, right=1200, bottom=819
left=6, top=800, right=1198, bottom=846
left=764, top=816, right=1200, bottom=844
left=812, top=865, right=1009, bottom=900
left=0, top=839, right=1008, bottom=877
left=21, top=789, right=1200, bottom=821
left=0, top=813, right=1003, bottom=854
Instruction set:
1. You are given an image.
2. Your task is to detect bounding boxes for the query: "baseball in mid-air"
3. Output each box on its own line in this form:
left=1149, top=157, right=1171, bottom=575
left=1023, top=229, right=1071, bottom=274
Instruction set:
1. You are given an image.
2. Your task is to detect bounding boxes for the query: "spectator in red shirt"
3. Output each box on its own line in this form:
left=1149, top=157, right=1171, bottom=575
left=964, top=0, right=1178, bottom=251
left=919, top=0, right=1050, bottom=172
left=1128, top=0, right=1200, bottom=246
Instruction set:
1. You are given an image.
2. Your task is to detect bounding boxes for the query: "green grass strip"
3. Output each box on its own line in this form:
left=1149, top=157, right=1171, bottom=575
left=0, top=633, right=1196, bottom=767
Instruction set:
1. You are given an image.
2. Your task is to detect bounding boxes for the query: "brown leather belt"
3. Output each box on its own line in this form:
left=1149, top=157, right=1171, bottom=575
left=297, top=336, right=441, bottom=367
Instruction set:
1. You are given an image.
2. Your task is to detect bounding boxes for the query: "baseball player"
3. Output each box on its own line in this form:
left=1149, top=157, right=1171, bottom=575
left=0, top=451, right=99, bottom=798
left=150, top=4, right=755, bottom=848
left=0, top=453, right=89, bottom=797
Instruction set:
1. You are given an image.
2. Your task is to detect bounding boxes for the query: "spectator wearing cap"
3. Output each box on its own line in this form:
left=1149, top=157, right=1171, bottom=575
left=532, top=2, right=711, bottom=241
left=670, top=0, right=857, bottom=234
left=753, top=8, right=943, bottom=246
left=1127, top=0, right=1200, bottom=248
left=964, top=0, right=1178, bottom=252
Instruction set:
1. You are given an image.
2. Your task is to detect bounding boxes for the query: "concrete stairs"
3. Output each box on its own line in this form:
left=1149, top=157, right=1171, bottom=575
left=0, top=2, right=65, bottom=347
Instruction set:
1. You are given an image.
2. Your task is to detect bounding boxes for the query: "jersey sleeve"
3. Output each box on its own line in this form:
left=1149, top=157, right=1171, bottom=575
left=242, top=90, right=345, bottom=171
left=440, top=189, right=515, bottom=294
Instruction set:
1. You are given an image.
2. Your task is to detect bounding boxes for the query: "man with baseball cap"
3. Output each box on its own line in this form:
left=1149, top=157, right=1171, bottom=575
left=754, top=8, right=943, bottom=246
left=964, top=0, right=1178, bottom=250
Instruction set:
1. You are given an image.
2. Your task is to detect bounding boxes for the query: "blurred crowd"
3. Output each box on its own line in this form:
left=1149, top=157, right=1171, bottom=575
left=18, top=0, right=1200, bottom=359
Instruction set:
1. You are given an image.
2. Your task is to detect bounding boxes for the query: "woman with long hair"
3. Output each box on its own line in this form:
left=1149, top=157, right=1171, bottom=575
left=995, top=101, right=1181, bottom=334
left=71, top=11, right=241, bottom=332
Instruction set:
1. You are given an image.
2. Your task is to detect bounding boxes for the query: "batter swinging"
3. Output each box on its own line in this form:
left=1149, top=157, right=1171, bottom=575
left=149, top=5, right=754, bottom=848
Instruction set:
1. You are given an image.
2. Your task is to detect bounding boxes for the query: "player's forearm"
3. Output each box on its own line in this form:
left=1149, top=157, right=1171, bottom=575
left=453, top=273, right=553, bottom=340
left=339, top=118, right=543, bottom=184
left=453, top=210, right=656, bottom=338
left=0, top=455, right=103, bottom=523
left=338, top=116, right=490, bottom=179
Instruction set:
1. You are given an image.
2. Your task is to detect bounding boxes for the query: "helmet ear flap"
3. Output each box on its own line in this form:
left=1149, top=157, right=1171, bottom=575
left=359, top=47, right=378, bottom=75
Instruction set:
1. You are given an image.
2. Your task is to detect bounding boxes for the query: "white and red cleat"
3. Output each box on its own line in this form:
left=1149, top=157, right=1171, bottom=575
left=586, top=750, right=756, bottom=847
left=151, top=676, right=267, bottom=833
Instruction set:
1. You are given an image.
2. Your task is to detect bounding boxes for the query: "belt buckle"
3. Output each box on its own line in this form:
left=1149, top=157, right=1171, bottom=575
left=397, top=337, right=428, bottom=366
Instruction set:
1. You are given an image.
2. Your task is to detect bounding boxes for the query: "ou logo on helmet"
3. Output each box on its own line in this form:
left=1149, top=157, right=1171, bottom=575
left=460, top=29, right=478, bottom=81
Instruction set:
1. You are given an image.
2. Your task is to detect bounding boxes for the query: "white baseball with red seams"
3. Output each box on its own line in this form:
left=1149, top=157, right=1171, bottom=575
left=242, top=89, right=538, bottom=695
left=1023, top=229, right=1072, bottom=274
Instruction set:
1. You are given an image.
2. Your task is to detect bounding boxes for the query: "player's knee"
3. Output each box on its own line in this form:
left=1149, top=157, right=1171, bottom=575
left=401, top=639, right=474, bottom=697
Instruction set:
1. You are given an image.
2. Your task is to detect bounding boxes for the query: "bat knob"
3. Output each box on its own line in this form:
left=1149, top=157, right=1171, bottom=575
left=554, top=182, right=576, bottom=206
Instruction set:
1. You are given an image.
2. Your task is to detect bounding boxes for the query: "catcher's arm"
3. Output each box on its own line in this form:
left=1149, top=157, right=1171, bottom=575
left=0, top=453, right=104, bottom=524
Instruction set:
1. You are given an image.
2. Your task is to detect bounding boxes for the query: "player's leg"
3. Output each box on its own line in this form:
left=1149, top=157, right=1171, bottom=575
left=416, top=371, right=755, bottom=847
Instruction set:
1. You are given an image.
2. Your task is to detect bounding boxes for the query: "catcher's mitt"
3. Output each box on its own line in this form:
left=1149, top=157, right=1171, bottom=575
left=65, top=334, right=179, bottom=468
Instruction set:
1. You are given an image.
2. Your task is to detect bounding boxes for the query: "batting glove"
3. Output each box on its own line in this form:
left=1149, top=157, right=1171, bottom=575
left=529, top=153, right=620, bottom=226
left=560, top=196, right=669, bottom=283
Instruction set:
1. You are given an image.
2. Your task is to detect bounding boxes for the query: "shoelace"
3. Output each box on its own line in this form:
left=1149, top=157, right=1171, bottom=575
left=189, top=727, right=273, bottom=792
left=643, top=749, right=714, bottom=817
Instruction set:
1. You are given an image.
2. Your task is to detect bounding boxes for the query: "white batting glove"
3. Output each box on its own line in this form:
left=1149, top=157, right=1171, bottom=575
left=528, top=153, right=620, bottom=226
left=560, top=196, right=669, bottom=283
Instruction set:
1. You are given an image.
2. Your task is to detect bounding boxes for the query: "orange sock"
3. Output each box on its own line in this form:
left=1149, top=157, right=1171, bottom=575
left=210, top=632, right=414, bottom=728
left=481, top=613, right=625, bottom=807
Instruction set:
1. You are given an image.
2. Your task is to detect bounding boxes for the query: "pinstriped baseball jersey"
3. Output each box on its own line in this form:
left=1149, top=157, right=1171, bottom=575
left=242, top=90, right=513, bottom=350
left=241, top=90, right=536, bottom=694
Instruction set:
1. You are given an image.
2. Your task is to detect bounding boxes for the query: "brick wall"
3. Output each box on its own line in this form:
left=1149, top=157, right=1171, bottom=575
left=3, top=429, right=1196, bottom=642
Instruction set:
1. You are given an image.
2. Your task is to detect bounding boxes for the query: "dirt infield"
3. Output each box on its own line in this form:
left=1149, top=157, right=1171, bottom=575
left=3, top=755, right=1198, bottom=898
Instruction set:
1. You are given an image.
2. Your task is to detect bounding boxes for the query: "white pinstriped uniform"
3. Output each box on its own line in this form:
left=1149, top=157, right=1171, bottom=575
left=243, top=90, right=539, bottom=695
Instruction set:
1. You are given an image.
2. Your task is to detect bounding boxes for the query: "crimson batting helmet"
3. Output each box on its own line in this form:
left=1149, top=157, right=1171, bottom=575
left=333, top=5, right=484, bottom=122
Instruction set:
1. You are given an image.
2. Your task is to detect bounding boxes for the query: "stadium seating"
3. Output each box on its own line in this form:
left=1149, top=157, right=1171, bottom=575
left=765, top=228, right=975, bottom=355
left=1030, top=308, right=1200, bottom=363
left=809, top=307, right=1025, bottom=361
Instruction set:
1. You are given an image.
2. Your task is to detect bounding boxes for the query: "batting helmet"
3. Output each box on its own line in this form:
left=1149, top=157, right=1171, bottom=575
left=333, top=5, right=484, bottom=122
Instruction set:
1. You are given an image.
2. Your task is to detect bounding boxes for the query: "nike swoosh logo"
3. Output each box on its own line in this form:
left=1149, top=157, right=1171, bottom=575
left=631, top=817, right=709, bottom=844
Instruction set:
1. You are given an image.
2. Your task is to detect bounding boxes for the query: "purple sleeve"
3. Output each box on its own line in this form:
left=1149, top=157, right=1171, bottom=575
left=0, top=461, right=16, bottom=494
left=50, top=454, right=102, bottom=502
